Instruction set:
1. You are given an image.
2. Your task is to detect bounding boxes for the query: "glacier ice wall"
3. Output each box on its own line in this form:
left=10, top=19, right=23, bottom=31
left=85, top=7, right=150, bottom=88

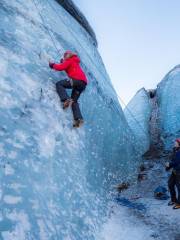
left=55, top=0, right=97, bottom=46
left=124, top=88, right=152, bottom=154
left=157, top=65, right=180, bottom=150
left=0, top=0, right=141, bottom=239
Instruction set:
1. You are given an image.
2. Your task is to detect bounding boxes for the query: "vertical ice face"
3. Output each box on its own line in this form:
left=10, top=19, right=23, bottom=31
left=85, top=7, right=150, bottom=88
left=157, top=65, right=180, bottom=150
left=0, top=0, right=140, bottom=239
left=124, top=88, right=152, bottom=154
left=55, top=0, right=98, bottom=46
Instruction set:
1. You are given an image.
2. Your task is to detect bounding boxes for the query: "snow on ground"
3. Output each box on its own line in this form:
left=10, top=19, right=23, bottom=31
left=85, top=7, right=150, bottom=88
left=98, top=205, right=154, bottom=240
left=99, top=158, right=180, bottom=240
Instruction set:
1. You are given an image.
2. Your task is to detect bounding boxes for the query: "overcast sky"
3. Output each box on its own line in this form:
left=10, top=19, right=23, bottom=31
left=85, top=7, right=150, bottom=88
left=74, top=0, right=180, bottom=104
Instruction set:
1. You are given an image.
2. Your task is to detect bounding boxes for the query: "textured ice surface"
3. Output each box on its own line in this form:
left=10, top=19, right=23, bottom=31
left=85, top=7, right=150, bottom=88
left=157, top=65, right=180, bottom=149
left=124, top=88, right=152, bottom=154
left=55, top=0, right=97, bottom=46
left=0, top=0, right=141, bottom=239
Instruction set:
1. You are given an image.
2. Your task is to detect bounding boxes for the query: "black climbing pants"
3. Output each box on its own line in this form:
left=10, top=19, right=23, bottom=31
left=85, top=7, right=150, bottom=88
left=56, top=79, right=86, bottom=120
left=168, top=171, right=180, bottom=204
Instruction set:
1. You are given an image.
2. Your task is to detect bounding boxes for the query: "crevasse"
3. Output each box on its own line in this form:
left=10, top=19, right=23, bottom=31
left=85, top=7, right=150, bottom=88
left=125, top=66, right=180, bottom=153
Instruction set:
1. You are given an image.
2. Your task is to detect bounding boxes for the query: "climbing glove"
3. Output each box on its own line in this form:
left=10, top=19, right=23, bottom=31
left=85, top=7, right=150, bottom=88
left=49, top=62, right=54, bottom=69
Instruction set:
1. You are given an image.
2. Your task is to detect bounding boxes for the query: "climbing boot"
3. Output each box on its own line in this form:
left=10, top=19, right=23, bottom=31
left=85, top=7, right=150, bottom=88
left=173, top=204, right=180, bottom=209
left=73, top=119, right=84, bottom=128
left=63, top=99, right=73, bottom=109
left=168, top=201, right=176, bottom=206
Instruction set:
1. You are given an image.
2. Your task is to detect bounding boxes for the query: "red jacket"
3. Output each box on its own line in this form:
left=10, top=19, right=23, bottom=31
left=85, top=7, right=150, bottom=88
left=52, top=55, right=88, bottom=84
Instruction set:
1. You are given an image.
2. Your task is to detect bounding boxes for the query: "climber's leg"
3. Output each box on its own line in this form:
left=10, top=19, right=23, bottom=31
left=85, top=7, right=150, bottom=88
left=175, top=171, right=180, bottom=204
left=71, top=90, right=82, bottom=120
left=173, top=172, right=180, bottom=209
left=56, top=80, right=73, bottom=109
left=56, top=79, right=72, bottom=102
left=71, top=80, right=86, bottom=126
left=168, top=172, right=177, bottom=204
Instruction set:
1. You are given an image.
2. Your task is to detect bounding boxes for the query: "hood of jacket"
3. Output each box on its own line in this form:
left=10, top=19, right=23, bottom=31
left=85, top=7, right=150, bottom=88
left=67, top=54, right=80, bottom=64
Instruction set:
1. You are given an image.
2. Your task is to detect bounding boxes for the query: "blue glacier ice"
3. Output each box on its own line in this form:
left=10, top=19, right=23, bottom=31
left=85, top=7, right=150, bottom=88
left=0, top=1, right=142, bottom=239
left=124, top=65, right=180, bottom=154
left=157, top=65, right=180, bottom=150
left=124, top=88, right=152, bottom=154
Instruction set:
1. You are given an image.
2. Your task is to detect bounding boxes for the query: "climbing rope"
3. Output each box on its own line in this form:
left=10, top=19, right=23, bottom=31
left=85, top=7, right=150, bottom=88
left=32, top=0, right=63, bottom=57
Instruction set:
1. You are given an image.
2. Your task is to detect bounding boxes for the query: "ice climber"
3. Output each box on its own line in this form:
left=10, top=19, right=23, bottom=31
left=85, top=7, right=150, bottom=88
left=49, top=50, right=87, bottom=127
left=166, top=138, right=180, bottom=209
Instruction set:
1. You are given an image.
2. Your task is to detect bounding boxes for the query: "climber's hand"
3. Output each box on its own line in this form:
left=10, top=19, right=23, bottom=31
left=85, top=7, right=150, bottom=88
left=60, top=58, right=64, bottom=63
left=49, top=62, right=54, bottom=69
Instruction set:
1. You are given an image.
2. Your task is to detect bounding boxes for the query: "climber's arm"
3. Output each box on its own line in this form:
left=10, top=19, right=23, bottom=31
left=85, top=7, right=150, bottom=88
left=49, top=60, right=71, bottom=71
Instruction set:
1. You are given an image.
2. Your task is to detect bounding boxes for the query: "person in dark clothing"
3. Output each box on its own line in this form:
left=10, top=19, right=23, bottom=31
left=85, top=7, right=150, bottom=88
left=49, top=50, right=87, bottom=127
left=166, top=138, right=180, bottom=209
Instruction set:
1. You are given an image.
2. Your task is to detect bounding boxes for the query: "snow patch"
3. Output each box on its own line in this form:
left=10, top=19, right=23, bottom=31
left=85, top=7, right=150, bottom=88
left=38, top=132, right=56, bottom=157
left=98, top=206, right=154, bottom=240
left=2, top=210, right=31, bottom=240
left=37, top=219, right=49, bottom=240
left=14, top=130, right=28, bottom=143
left=3, top=195, right=22, bottom=204
left=17, top=73, right=40, bottom=98
left=4, top=164, right=15, bottom=175
left=0, top=143, right=5, bottom=157
left=8, top=151, right=18, bottom=159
